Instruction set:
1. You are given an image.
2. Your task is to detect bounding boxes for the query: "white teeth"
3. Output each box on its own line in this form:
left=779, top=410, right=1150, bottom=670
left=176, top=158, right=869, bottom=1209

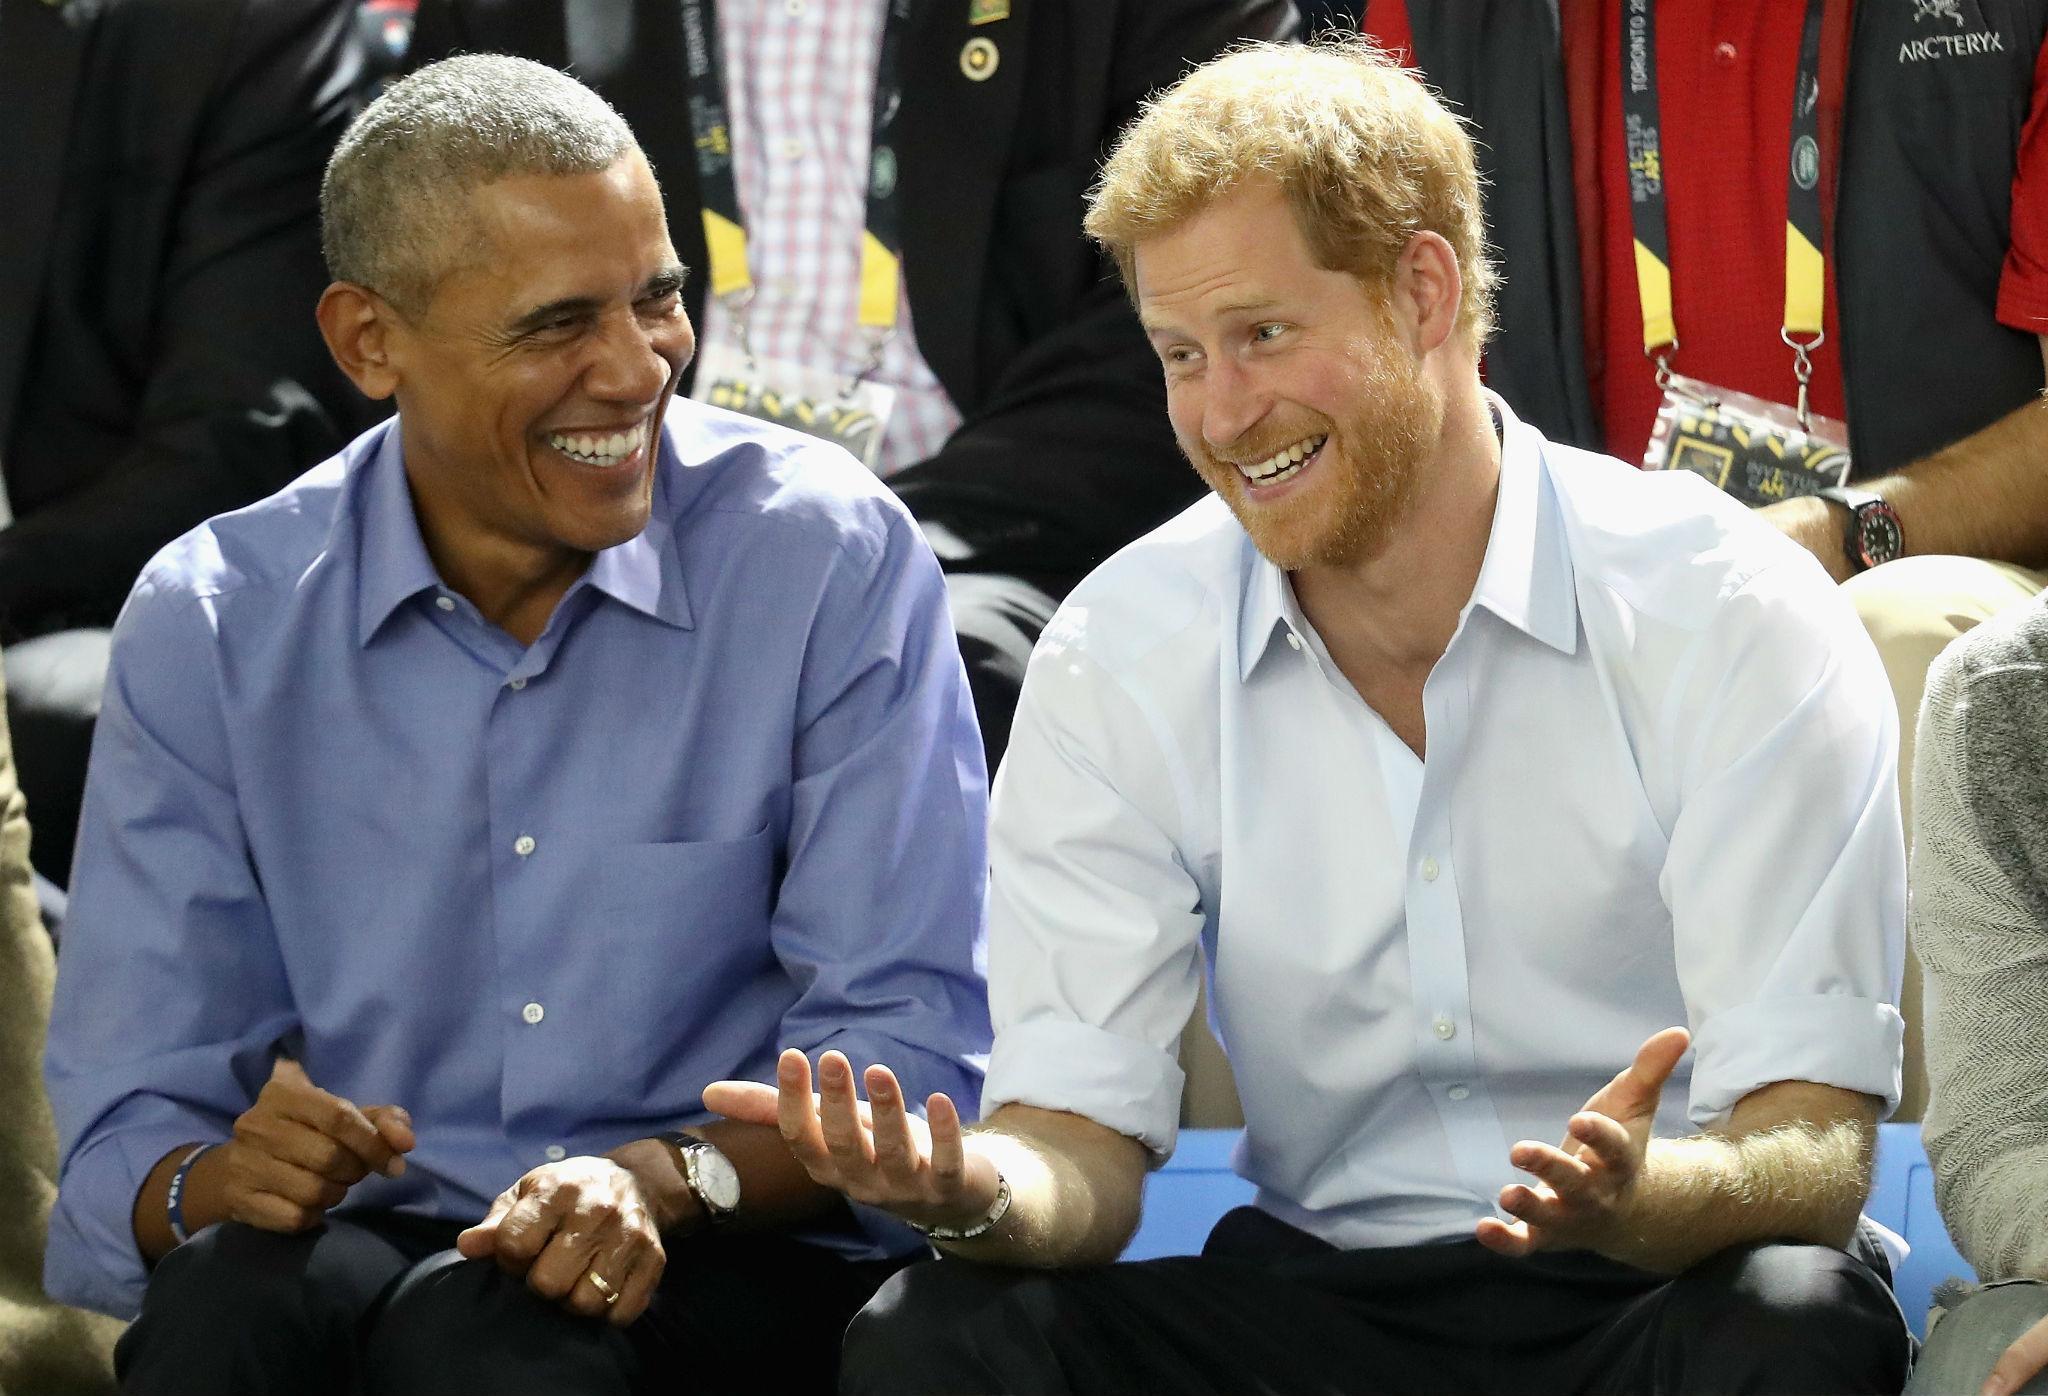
left=1238, top=435, right=1326, bottom=485
left=547, top=427, right=640, bottom=466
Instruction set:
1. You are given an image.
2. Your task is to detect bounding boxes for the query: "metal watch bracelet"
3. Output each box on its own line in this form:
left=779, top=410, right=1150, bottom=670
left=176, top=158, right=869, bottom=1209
left=904, top=1171, right=1012, bottom=1242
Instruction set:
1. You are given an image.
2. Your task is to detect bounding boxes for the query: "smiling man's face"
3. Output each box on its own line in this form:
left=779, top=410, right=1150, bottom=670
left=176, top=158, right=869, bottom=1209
left=1137, top=177, right=1443, bottom=572
left=384, top=151, right=693, bottom=579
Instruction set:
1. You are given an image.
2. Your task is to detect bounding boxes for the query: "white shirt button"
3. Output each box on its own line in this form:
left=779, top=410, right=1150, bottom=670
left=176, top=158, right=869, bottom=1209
left=784, top=0, right=805, bottom=13
left=1447, top=1084, right=1471, bottom=1102
left=1420, top=856, right=1440, bottom=883
left=514, top=835, right=536, bottom=857
left=435, top=595, right=456, bottom=612
left=1433, top=1016, right=1456, bottom=1040
left=508, top=676, right=527, bottom=691
left=544, top=1144, right=567, bottom=1162
left=780, top=138, right=805, bottom=162
left=1285, top=632, right=1303, bottom=651
left=522, top=1001, right=545, bottom=1024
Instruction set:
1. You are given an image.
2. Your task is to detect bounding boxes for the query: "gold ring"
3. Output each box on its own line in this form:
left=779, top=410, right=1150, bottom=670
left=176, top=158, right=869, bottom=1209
left=584, top=1271, right=619, bottom=1306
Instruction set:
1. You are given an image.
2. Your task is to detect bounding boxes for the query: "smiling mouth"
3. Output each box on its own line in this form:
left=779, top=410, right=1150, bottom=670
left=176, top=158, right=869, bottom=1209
left=544, top=425, right=643, bottom=467
left=1235, top=434, right=1327, bottom=487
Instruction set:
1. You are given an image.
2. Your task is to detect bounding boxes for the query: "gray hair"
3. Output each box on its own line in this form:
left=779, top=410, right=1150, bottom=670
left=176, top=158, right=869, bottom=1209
left=321, top=53, right=639, bottom=313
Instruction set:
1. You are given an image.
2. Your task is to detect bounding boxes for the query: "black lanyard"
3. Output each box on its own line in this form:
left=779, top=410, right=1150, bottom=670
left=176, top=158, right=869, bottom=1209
left=1621, top=0, right=1828, bottom=413
left=675, top=0, right=912, bottom=332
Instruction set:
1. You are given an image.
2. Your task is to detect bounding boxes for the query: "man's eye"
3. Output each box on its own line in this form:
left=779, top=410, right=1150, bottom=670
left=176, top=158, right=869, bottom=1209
left=1254, top=323, right=1288, bottom=343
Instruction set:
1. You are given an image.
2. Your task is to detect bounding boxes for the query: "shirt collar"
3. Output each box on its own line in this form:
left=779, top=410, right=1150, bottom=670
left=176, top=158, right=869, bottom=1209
left=1235, top=392, right=1577, bottom=682
left=353, top=421, right=695, bottom=648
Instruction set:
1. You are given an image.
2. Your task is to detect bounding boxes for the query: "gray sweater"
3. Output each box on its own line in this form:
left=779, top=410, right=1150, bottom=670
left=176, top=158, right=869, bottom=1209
left=1913, top=593, right=2048, bottom=1283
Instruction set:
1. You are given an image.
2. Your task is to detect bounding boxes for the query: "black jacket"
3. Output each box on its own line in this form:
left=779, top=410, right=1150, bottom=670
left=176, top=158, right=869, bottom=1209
left=407, top=0, right=1300, bottom=595
left=0, top=0, right=382, bottom=638
left=1405, top=0, right=2048, bottom=478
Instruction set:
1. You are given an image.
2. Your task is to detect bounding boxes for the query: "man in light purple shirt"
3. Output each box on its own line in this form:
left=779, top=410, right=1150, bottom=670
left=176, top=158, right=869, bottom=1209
left=43, top=54, right=988, bottom=1395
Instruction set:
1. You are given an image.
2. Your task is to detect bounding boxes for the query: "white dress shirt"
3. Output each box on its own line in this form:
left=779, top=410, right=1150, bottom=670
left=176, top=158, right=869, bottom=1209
left=981, top=397, right=1905, bottom=1253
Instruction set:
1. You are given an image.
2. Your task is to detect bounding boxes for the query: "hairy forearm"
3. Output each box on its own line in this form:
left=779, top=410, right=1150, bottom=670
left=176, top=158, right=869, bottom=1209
left=935, top=1105, right=1149, bottom=1269
left=1608, top=1117, right=1874, bottom=1274
left=1876, top=392, right=2048, bottom=567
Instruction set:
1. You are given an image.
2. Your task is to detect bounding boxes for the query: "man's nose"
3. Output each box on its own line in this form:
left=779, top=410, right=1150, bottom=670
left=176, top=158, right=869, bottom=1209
left=586, top=312, right=681, bottom=403
left=1201, top=358, right=1269, bottom=455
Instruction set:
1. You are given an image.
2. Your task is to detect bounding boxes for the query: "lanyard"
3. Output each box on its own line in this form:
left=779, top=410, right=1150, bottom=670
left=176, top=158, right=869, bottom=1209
left=1622, top=0, right=1828, bottom=423
left=676, top=0, right=912, bottom=350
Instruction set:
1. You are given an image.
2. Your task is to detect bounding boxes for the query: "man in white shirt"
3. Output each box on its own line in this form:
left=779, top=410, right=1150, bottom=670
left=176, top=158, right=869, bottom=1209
left=709, top=38, right=1912, bottom=1394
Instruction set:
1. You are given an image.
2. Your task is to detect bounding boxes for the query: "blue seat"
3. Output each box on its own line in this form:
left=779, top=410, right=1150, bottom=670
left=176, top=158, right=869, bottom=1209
left=1134, top=1123, right=1977, bottom=1339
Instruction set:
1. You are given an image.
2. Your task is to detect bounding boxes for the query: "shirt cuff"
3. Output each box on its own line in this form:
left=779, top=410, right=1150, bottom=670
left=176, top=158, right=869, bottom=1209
left=1687, top=994, right=1904, bottom=1127
left=45, top=1122, right=215, bottom=1319
left=982, top=1018, right=1185, bottom=1163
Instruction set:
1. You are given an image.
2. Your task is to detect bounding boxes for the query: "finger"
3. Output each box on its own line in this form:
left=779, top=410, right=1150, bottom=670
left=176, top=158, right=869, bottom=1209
left=245, top=1118, right=374, bottom=1186
left=1984, top=1313, right=2048, bottom=1396
left=865, top=1065, right=924, bottom=1185
left=234, top=1188, right=326, bottom=1234
left=926, top=1092, right=968, bottom=1196
left=491, top=1189, right=564, bottom=1276
left=702, top=1079, right=781, bottom=1129
left=816, top=1052, right=876, bottom=1173
left=1497, top=1182, right=1570, bottom=1230
left=270, top=1082, right=402, bottom=1180
left=1509, top=1141, right=1593, bottom=1196
left=774, top=1050, right=830, bottom=1166
left=1564, top=1112, right=1635, bottom=1171
left=1474, top=1216, right=1536, bottom=1258
left=235, top=1148, right=349, bottom=1213
left=609, top=1243, right=665, bottom=1328
left=525, top=1194, right=620, bottom=1301
left=456, top=1188, right=520, bottom=1259
left=269, top=1056, right=312, bottom=1089
left=363, top=1105, right=415, bottom=1173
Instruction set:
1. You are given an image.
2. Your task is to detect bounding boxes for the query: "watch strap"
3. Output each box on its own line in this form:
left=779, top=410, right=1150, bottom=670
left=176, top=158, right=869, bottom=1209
left=903, top=1171, right=1012, bottom=1243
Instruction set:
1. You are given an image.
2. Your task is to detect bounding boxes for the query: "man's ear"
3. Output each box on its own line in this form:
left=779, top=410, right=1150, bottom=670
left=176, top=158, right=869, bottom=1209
left=1392, top=231, right=1465, bottom=359
left=316, top=282, right=404, bottom=401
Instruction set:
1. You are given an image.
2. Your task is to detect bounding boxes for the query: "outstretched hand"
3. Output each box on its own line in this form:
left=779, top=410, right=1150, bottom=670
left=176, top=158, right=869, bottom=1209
left=1475, top=1027, right=1691, bottom=1262
left=704, top=1048, right=1002, bottom=1235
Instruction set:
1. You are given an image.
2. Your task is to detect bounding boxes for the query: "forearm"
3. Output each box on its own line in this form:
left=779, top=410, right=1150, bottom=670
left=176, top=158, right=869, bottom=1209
left=927, top=1104, right=1149, bottom=1269
left=1873, top=394, right=2048, bottom=567
left=1609, top=1117, right=1874, bottom=1274
left=132, top=1140, right=229, bottom=1265
left=607, top=1121, right=846, bottom=1239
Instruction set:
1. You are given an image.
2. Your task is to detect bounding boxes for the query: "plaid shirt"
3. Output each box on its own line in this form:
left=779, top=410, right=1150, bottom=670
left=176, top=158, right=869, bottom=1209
left=697, top=0, right=963, bottom=476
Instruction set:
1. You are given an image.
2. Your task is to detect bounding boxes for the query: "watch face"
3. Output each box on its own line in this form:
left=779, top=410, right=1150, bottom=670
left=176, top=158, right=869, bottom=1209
left=688, top=1144, right=742, bottom=1213
left=1855, top=503, right=1904, bottom=570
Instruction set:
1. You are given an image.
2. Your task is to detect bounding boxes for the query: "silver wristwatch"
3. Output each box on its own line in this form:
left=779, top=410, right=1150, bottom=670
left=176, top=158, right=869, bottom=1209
left=662, top=1132, right=741, bottom=1222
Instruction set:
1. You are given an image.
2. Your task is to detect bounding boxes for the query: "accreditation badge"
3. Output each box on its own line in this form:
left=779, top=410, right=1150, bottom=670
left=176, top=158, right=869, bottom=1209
left=688, top=342, right=899, bottom=473
left=1642, top=374, right=1850, bottom=508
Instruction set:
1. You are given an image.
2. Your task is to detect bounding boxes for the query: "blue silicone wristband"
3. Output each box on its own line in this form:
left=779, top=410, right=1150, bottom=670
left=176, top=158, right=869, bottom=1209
left=166, top=1144, right=213, bottom=1245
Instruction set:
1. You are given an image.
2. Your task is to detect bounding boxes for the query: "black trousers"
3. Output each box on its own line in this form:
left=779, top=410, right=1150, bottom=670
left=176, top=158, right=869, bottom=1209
left=842, top=1207, right=1912, bottom=1396
left=115, top=1212, right=910, bottom=1396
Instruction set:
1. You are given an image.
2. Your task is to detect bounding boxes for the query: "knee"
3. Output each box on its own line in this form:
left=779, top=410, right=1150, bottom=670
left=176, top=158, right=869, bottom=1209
left=363, top=1251, right=615, bottom=1395
left=1908, top=1283, right=2048, bottom=1396
left=1660, top=1242, right=1908, bottom=1394
left=139, top=1220, right=328, bottom=1328
left=840, top=1259, right=1032, bottom=1396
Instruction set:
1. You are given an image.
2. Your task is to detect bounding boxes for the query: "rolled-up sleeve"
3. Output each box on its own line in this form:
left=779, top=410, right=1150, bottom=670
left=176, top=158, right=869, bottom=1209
left=1659, top=563, right=1906, bottom=1126
left=980, top=611, right=1202, bottom=1161
left=768, top=506, right=992, bottom=1245
left=44, top=577, right=293, bottom=1318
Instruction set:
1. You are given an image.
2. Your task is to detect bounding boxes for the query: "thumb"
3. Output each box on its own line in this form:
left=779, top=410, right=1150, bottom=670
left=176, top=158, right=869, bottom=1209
left=456, top=1189, right=516, bottom=1259
left=1629, top=1027, right=1692, bottom=1093
left=270, top=1056, right=312, bottom=1088
left=363, top=1105, right=415, bottom=1173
